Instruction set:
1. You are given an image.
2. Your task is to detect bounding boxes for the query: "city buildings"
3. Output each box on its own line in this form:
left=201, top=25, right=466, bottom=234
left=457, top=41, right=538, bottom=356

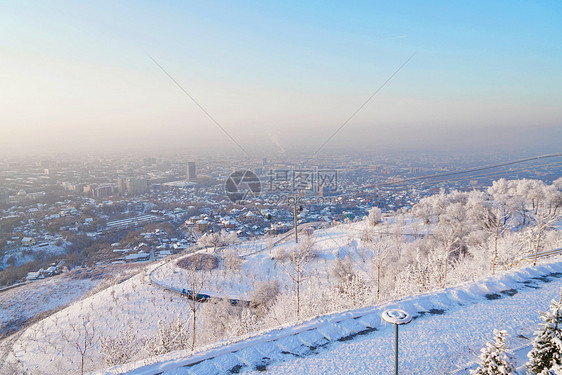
left=126, top=178, right=148, bottom=195
left=187, top=162, right=197, bottom=182
left=0, top=187, right=8, bottom=207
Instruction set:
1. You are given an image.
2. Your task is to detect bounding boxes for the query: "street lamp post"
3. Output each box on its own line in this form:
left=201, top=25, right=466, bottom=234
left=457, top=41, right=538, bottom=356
left=382, top=309, right=412, bottom=375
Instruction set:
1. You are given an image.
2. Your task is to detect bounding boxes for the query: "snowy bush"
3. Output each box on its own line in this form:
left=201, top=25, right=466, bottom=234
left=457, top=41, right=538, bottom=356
left=366, top=207, right=382, bottom=226
left=144, top=318, right=191, bottom=356
left=249, top=280, right=280, bottom=316
left=200, top=298, right=242, bottom=340
left=271, top=247, right=288, bottom=262
left=100, top=328, right=145, bottom=366
left=176, top=253, right=218, bottom=271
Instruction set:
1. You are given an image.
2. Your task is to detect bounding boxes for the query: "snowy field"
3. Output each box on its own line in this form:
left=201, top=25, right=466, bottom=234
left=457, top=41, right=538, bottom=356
left=111, top=260, right=562, bottom=375
left=151, top=222, right=378, bottom=299
left=0, top=274, right=95, bottom=337
left=0, top=264, right=139, bottom=338
left=0, top=264, right=167, bottom=374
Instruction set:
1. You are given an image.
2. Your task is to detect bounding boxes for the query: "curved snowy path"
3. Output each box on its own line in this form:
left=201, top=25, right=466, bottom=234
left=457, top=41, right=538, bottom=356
left=252, top=272, right=562, bottom=374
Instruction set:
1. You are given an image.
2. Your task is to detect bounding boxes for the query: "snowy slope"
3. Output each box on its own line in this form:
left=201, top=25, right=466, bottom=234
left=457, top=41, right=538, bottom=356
left=108, top=261, right=562, bottom=375
left=150, top=222, right=372, bottom=300
left=0, top=265, right=137, bottom=338
left=3, top=264, right=189, bottom=374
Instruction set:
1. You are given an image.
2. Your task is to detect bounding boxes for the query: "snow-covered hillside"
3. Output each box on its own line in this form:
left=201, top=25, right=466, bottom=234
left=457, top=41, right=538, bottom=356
left=111, top=261, right=562, bottom=374
left=1, top=178, right=560, bottom=375
left=0, top=264, right=140, bottom=339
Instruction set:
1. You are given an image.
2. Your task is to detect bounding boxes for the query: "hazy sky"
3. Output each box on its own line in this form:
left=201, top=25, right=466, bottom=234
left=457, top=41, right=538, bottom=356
left=1, top=1, right=561, bottom=157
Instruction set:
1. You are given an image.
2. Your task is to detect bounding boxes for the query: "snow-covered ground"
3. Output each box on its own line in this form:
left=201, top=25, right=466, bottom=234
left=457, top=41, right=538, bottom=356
left=1, top=240, right=68, bottom=269
left=0, top=264, right=160, bottom=374
left=0, top=265, right=136, bottom=338
left=3, top=182, right=561, bottom=375
left=110, top=260, right=562, bottom=375
left=258, top=266, right=562, bottom=375
left=0, top=274, right=95, bottom=337
left=151, top=222, right=374, bottom=300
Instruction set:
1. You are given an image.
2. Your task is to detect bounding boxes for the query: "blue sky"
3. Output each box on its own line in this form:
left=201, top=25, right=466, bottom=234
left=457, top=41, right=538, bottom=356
left=1, top=1, right=561, bottom=155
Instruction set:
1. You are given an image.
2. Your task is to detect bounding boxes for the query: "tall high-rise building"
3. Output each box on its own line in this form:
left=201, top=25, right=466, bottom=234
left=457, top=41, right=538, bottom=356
left=117, top=176, right=127, bottom=194
left=0, top=187, right=9, bottom=207
left=187, top=162, right=197, bottom=181
left=92, top=185, right=114, bottom=198
left=126, top=178, right=148, bottom=195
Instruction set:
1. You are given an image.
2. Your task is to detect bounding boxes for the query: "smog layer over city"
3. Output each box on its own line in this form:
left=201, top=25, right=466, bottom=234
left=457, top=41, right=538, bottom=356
left=1, top=2, right=561, bottom=375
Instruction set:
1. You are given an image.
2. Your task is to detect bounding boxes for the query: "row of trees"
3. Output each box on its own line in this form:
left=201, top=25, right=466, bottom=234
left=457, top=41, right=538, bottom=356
left=196, top=230, right=240, bottom=253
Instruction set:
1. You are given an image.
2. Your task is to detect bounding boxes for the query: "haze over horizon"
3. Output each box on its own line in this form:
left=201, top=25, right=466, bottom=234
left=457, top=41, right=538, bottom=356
left=1, top=1, right=561, bottom=157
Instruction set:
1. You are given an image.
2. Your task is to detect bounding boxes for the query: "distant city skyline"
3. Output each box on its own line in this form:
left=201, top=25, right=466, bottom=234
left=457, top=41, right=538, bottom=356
left=1, top=1, right=561, bottom=156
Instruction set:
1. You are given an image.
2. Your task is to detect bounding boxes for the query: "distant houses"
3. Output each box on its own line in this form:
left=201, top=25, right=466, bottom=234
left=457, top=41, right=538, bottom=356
left=124, top=252, right=150, bottom=262
left=21, top=237, right=35, bottom=247
left=25, top=261, right=66, bottom=281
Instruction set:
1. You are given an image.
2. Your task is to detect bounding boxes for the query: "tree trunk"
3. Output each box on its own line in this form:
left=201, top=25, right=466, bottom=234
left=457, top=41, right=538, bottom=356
left=492, top=218, right=499, bottom=275
left=296, top=272, right=300, bottom=321
left=191, top=312, right=196, bottom=351
left=533, top=225, right=543, bottom=266
left=442, top=253, right=448, bottom=289
left=376, top=263, right=381, bottom=304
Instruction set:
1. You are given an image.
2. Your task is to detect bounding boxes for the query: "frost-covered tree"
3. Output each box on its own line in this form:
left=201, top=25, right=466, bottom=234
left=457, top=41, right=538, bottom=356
left=530, top=195, right=561, bottom=266
left=100, top=328, right=145, bottom=366
left=433, top=222, right=460, bottom=288
left=144, top=318, right=191, bottom=356
left=411, top=189, right=448, bottom=224
left=198, top=230, right=240, bottom=254
left=366, top=206, right=382, bottom=226
left=221, top=230, right=240, bottom=247
left=331, top=255, right=369, bottom=307
left=73, top=316, right=98, bottom=375
left=390, top=214, right=406, bottom=256
left=184, top=268, right=208, bottom=351
left=527, top=295, right=562, bottom=374
left=200, top=298, right=242, bottom=340
left=395, top=247, right=444, bottom=295
left=479, top=203, right=512, bottom=274
left=471, top=328, right=516, bottom=375
left=331, top=255, right=355, bottom=286
left=197, top=232, right=221, bottom=252
left=249, top=279, right=280, bottom=316
left=370, top=231, right=393, bottom=304
left=282, top=232, right=316, bottom=320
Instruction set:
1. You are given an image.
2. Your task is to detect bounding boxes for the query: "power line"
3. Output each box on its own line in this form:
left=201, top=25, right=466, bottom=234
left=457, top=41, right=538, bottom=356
left=314, top=53, right=416, bottom=155
left=365, top=153, right=562, bottom=189
left=396, top=160, right=562, bottom=190
left=367, top=161, right=562, bottom=195
left=147, top=54, right=249, bottom=156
